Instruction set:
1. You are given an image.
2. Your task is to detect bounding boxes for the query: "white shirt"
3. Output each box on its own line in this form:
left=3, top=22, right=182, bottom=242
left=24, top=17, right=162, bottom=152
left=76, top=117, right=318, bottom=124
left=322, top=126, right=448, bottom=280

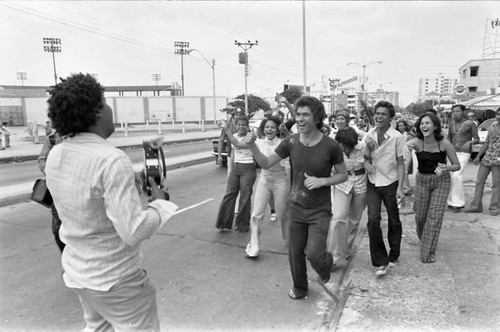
left=46, top=133, right=177, bottom=291
left=232, top=133, right=254, bottom=163
left=255, top=137, right=288, bottom=173
left=364, top=127, right=406, bottom=187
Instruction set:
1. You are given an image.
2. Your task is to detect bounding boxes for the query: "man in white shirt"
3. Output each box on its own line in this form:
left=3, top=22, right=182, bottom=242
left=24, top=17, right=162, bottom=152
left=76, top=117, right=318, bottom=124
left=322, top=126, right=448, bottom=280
left=45, top=73, right=177, bottom=331
left=364, top=101, right=405, bottom=277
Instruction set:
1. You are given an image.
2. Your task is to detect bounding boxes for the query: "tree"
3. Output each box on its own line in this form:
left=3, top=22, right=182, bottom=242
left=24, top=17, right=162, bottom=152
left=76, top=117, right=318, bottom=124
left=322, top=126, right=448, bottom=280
left=278, top=88, right=303, bottom=104
left=405, top=101, right=433, bottom=117
left=228, top=94, right=271, bottom=118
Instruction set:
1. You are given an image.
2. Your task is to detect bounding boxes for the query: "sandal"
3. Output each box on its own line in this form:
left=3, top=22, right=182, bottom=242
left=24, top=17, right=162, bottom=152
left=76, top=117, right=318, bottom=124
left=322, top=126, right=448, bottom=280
left=288, top=289, right=306, bottom=300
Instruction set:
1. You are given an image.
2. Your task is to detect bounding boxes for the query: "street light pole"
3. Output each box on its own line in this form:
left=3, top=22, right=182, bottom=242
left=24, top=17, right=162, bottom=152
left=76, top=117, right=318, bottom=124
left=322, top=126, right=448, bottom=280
left=43, top=37, right=62, bottom=85
left=174, top=41, right=192, bottom=96
left=189, top=49, right=217, bottom=124
left=235, top=40, right=258, bottom=116
left=16, top=72, right=27, bottom=86
left=347, top=61, right=382, bottom=103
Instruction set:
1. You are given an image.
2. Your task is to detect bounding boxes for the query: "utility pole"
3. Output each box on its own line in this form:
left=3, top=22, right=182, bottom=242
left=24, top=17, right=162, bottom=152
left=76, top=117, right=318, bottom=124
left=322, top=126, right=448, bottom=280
left=347, top=61, right=382, bottom=105
left=234, top=40, right=258, bottom=116
left=189, top=49, right=217, bottom=124
left=302, top=0, right=307, bottom=94
left=16, top=72, right=27, bottom=87
left=152, top=74, right=161, bottom=95
left=174, top=41, right=192, bottom=96
left=43, top=37, right=62, bottom=85
left=329, top=78, right=340, bottom=114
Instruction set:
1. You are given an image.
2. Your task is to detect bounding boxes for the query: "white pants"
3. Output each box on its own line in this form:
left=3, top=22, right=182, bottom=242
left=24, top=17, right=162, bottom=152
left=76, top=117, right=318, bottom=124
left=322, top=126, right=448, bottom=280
left=447, top=152, right=470, bottom=207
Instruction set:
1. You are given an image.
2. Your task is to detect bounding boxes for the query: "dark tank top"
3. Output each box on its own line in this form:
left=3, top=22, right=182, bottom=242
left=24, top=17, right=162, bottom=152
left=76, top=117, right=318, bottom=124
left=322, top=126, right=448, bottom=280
left=415, top=140, right=447, bottom=174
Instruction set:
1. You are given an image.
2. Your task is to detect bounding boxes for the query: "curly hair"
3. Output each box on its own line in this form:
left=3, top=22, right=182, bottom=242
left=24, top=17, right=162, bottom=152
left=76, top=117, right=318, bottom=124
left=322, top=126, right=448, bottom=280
left=414, top=111, right=444, bottom=141
left=294, top=96, right=326, bottom=129
left=374, top=101, right=395, bottom=118
left=335, top=127, right=358, bottom=150
left=259, top=115, right=281, bottom=137
left=234, top=114, right=249, bottom=126
left=396, top=119, right=410, bottom=133
left=47, top=73, right=104, bottom=137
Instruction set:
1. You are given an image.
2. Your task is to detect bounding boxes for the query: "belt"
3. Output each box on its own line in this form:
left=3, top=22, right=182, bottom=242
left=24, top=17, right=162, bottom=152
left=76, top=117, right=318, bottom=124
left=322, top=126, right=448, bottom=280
left=348, top=168, right=365, bottom=176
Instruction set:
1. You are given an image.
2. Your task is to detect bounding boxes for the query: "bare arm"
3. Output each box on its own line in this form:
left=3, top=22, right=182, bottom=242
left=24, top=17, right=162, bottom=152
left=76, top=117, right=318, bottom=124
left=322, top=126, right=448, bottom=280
left=245, top=133, right=282, bottom=169
left=224, top=129, right=248, bottom=148
left=396, top=156, right=405, bottom=200
left=276, top=94, right=297, bottom=120
left=303, top=162, right=348, bottom=190
left=443, top=140, right=461, bottom=172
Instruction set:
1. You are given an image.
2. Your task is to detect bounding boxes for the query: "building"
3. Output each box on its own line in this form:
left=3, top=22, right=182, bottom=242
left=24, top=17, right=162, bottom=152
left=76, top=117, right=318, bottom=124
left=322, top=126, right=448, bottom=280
left=458, top=58, right=500, bottom=99
left=418, top=74, right=458, bottom=102
left=366, top=89, right=400, bottom=108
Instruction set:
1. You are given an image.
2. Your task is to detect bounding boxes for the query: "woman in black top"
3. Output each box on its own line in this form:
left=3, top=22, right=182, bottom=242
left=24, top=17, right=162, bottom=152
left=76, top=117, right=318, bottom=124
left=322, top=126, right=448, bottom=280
left=407, top=112, right=460, bottom=263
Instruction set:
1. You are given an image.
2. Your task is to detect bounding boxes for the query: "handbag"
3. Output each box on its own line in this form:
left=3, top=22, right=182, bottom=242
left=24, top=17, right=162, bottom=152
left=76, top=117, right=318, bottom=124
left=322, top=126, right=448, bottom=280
left=31, top=179, right=53, bottom=208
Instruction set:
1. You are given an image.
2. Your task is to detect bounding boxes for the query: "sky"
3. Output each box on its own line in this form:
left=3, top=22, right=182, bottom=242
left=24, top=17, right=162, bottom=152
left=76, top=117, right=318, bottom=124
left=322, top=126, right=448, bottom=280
left=0, top=0, right=498, bottom=107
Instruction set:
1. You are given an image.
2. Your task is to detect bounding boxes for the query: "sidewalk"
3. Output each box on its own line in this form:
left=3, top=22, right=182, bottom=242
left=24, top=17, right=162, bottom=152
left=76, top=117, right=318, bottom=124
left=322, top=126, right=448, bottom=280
left=0, top=123, right=220, bottom=164
left=329, top=163, right=500, bottom=331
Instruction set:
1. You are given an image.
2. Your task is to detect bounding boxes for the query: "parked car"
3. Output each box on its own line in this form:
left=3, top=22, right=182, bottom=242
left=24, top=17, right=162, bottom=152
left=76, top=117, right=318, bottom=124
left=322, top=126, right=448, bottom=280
left=471, top=118, right=496, bottom=157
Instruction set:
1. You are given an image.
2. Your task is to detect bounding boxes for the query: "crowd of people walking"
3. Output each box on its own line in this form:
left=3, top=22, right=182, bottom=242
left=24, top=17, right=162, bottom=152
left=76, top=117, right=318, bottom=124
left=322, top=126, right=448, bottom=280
left=214, top=95, right=499, bottom=299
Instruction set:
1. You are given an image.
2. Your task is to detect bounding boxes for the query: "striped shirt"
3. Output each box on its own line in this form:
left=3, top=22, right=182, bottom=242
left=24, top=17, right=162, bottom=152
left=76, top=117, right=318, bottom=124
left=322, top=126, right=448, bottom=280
left=46, top=133, right=177, bottom=291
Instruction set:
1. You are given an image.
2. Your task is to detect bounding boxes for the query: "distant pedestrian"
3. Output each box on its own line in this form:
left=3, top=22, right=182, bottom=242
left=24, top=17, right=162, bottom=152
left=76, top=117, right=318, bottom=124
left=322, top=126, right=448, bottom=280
left=396, top=119, right=413, bottom=195
left=0, top=125, right=4, bottom=150
left=45, top=121, right=52, bottom=137
left=465, top=107, right=500, bottom=216
left=364, top=101, right=405, bottom=276
left=447, top=104, right=480, bottom=211
left=216, top=115, right=256, bottom=232
left=2, top=122, right=11, bottom=148
left=407, top=112, right=460, bottom=263
left=245, top=96, right=348, bottom=300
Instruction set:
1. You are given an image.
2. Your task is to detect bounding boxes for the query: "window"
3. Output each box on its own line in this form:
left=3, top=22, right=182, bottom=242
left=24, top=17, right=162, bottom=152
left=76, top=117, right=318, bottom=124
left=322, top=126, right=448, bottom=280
left=470, top=66, right=479, bottom=77
left=468, top=86, right=477, bottom=92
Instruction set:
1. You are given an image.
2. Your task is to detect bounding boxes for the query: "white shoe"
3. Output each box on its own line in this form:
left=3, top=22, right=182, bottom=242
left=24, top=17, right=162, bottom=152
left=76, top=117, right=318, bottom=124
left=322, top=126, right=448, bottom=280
left=375, top=265, right=388, bottom=276
left=244, top=242, right=259, bottom=259
left=388, top=260, right=398, bottom=268
left=270, top=213, right=277, bottom=222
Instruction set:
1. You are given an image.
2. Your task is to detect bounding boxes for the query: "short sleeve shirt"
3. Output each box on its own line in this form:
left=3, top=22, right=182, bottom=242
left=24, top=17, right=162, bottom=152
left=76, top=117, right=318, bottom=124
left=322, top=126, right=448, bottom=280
left=275, top=133, right=343, bottom=211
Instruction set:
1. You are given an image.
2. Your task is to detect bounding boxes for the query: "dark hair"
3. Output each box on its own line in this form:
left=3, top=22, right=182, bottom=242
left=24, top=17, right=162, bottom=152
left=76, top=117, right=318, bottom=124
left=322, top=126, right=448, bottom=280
left=2, top=122, right=7, bottom=126
left=335, top=111, right=350, bottom=124
left=328, top=114, right=336, bottom=122
left=335, top=127, right=358, bottom=150
left=452, top=104, right=466, bottom=112
left=396, top=119, right=410, bottom=133
left=259, top=115, right=281, bottom=136
left=47, top=73, right=104, bottom=137
left=294, top=96, right=326, bottom=129
left=234, top=114, right=249, bottom=126
left=424, top=108, right=437, bottom=115
left=374, top=101, right=395, bottom=117
left=415, top=112, right=444, bottom=141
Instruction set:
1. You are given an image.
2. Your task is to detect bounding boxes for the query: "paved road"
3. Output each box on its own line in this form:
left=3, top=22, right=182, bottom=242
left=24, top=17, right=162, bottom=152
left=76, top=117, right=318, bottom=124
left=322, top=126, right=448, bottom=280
left=0, top=140, right=213, bottom=188
left=0, top=162, right=338, bottom=332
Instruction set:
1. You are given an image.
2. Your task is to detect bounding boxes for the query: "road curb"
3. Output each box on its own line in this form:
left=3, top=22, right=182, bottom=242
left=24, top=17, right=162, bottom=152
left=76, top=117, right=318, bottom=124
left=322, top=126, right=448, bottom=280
left=0, top=156, right=216, bottom=208
left=0, top=136, right=218, bottom=164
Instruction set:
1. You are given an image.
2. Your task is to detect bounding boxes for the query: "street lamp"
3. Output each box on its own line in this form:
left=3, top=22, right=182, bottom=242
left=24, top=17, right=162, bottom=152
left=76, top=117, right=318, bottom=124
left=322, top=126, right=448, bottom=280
left=189, top=49, right=217, bottom=125
left=174, top=41, right=192, bottom=96
left=347, top=61, right=382, bottom=101
left=43, top=37, right=62, bottom=85
left=235, top=40, right=258, bottom=115
left=16, top=72, right=27, bottom=86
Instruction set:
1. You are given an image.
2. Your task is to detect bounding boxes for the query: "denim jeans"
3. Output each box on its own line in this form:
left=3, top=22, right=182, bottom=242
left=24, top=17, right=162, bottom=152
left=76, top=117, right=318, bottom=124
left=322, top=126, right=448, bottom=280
left=246, top=171, right=290, bottom=257
left=288, top=202, right=332, bottom=296
left=469, top=164, right=500, bottom=215
left=447, top=152, right=470, bottom=207
left=366, top=180, right=402, bottom=267
left=215, top=162, right=256, bottom=231
left=327, top=187, right=367, bottom=265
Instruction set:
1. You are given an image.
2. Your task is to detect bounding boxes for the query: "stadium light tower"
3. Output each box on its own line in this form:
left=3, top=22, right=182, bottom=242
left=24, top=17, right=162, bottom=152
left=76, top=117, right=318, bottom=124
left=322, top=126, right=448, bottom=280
left=43, top=37, right=62, bottom=85
left=174, top=41, right=192, bottom=96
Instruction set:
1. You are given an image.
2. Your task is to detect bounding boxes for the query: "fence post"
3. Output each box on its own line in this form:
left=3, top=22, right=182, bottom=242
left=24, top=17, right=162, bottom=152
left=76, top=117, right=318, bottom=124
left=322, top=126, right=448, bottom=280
left=158, top=119, right=162, bottom=135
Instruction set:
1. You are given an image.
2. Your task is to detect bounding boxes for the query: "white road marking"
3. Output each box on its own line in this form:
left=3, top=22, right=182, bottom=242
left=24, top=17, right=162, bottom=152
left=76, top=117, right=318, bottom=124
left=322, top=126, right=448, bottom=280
left=174, top=198, right=214, bottom=215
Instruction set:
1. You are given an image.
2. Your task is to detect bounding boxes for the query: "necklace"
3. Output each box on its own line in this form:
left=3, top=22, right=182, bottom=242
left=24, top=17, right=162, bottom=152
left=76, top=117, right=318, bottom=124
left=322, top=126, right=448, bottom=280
left=453, top=120, right=466, bottom=135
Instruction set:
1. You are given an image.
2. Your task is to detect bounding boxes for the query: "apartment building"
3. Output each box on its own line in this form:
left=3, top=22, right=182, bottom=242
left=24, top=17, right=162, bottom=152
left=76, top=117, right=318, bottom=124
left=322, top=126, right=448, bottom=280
left=458, top=58, right=500, bottom=99
left=418, top=74, right=458, bottom=102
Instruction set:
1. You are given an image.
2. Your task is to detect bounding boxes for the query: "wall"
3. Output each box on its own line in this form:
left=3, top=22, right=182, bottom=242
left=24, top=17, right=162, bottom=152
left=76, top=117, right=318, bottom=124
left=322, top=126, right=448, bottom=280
left=0, top=96, right=229, bottom=126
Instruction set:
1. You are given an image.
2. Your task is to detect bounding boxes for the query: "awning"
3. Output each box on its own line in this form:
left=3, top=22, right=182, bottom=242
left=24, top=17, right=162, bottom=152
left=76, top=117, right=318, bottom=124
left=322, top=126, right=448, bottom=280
left=462, top=94, right=500, bottom=109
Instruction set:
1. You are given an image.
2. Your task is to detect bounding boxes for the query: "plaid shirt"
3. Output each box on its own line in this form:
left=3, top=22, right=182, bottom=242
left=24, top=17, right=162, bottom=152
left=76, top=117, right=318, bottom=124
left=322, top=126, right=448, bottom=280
left=335, top=141, right=367, bottom=195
